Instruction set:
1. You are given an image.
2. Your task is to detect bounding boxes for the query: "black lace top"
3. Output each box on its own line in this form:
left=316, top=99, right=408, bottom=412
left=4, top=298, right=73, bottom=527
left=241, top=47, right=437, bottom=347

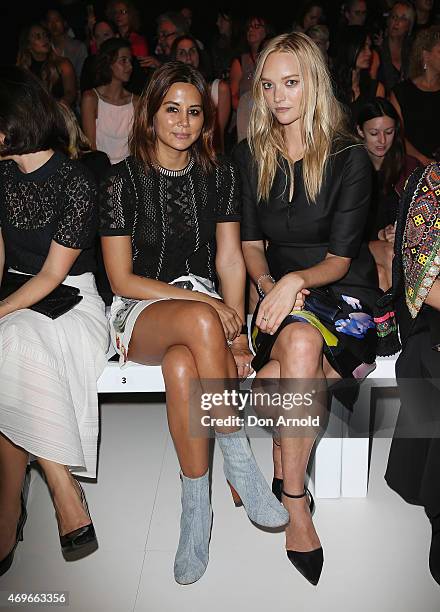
left=99, top=156, right=241, bottom=283
left=0, top=152, right=98, bottom=276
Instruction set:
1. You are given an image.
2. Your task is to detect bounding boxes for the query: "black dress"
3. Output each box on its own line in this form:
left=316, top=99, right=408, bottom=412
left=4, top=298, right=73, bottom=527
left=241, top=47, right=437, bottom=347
left=234, top=140, right=380, bottom=378
left=385, top=165, right=440, bottom=520
left=393, top=80, right=440, bottom=160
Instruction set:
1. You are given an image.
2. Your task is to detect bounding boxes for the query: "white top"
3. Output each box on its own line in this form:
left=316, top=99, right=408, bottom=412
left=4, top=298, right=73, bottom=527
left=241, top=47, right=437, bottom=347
left=210, top=79, right=220, bottom=107
left=94, top=89, right=134, bottom=165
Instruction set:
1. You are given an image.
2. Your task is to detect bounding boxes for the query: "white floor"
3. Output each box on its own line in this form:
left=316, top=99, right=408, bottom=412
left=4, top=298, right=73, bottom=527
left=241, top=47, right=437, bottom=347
left=1, top=396, right=439, bottom=612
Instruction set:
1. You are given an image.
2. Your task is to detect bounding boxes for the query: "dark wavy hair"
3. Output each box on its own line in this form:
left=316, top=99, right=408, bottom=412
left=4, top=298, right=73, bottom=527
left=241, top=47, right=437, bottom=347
left=95, top=37, right=131, bottom=85
left=357, top=97, right=404, bottom=194
left=129, top=62, right=217, bottom=172
left=334, top=25, right=373, bottom=105
left=295, top=1, right=326, bottom=30
left=170, top=35, right=212, bottom=80
left=0, top=66, right=68, bottom=156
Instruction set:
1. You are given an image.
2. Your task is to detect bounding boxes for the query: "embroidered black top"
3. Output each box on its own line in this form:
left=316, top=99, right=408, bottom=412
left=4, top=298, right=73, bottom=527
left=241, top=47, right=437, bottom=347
left=99, top=156, right=241, bottom=283
left=0, top=151, right=98, bottom=276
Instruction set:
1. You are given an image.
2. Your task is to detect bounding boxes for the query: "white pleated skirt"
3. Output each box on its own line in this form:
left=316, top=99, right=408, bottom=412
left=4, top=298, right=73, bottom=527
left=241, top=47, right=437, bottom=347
left=0, top=272, right=109, bottom=478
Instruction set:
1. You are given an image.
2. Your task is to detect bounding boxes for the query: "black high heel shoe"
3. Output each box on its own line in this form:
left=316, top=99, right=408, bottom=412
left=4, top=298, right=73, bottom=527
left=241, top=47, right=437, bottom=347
left=0, top=494, right=27, bottom=576
left=58, top=479, right=97, bottom=561
left=282, top=488, right=323, bottom=586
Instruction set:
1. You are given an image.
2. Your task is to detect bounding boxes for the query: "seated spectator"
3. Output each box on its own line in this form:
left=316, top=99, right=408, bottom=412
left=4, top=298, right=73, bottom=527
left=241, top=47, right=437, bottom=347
left=343, top=0, right=368, bottom=26
left=414, top=0, right=437, bottom=33
left=138, top=12, right=189, bottom=71
left=105, top=0, right=148, bottom=58
left=356, top=97, right=419, bottom=290
left=80, top=20, right=118, bottom=92
left=385, top=160, right=440, bottom=588
left=333, top=25, right=385, bottom=128
left=378, top=1, right=415, bottom=95
left=229, top=15, right=273, bottom=111
left=0, top=66, right=109, bottom=576
left=306, top=24, right=331, bottom=66
left=58, top=102, right=113, bottom=306
left=179, top=5, right=205, bottom=49
left=390, top=25, right=440, bottom=165
left=81, top=38, right=138, bottom=165
left=292, top=1, right=325, bottom=33
left=45, top=8, right=88, bottom=84
left=210, top=8, right=240, bottom=80
left=16, top=23, right=77, bottom=107
left=171, top=34, right=230, bottom=152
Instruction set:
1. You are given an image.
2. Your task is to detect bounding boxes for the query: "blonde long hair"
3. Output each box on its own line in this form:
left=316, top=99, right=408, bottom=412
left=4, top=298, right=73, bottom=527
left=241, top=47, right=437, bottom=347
left=249, top=32, right=350, bottom=203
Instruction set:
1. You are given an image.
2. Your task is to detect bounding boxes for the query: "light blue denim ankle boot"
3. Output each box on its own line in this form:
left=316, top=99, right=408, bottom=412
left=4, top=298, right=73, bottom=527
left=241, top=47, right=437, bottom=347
left=216, top=429, right=290, bottom=528
left=174, top=471, right=213, bottom=585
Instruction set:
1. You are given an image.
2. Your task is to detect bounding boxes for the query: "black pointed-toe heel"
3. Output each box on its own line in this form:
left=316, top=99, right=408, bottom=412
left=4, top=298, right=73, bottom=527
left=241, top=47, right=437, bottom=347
left=59, top=480, right=97, bottom=561
left=282, top=488, right=323, bottom=586
left=272, top=477, right=283, bottom=502
left=0, top=495, right=27, bottom=577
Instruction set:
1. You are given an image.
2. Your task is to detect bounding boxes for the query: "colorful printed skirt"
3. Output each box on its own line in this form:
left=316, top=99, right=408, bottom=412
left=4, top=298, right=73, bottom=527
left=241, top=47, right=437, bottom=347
left=251, top=292, right=378, bottom=381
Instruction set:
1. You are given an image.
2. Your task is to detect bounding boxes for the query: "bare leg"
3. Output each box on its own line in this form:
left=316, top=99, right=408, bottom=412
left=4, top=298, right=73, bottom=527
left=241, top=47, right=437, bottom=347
left=0, top=433, right=28, bottom=559
left=127, top=301, right=237, bottom=472
left=162, top=345, right=209, bottom=478
left=254, top=360, right=283, bottom=479
left=270, top=323, right=326, bottom=553
left=37, top=459, right=91, bottom=537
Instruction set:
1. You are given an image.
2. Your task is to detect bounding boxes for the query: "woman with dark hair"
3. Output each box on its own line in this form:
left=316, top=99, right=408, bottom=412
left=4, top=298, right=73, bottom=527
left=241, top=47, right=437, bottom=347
left=229, top=15, right=274, bottom=111
left=171, top=34, right=231, bottom=152
left=45, top=8, right=88, bottom=83
left=357, top=97, right=419, bottom=290
left=391, top=25, right=440, bottom=166
left=378, top=1, right=415, bottom=94
left=0, top=67, right=109, bottom=576
left=385, top=162, right=440, bottom=587
left=333, top=25, right=385, bottom=127
left=81, top=38, right=138, bottom=164
left=99, top=61, right=289, bottom=585
left=292, top=1, right=325, bottom=33
left=414, top=0, right=437, bottom=33
left=105, top=0, right=148, bottom=58
left=80, top=20, right=119, bottom=92
left=210, top=8, right=240, bottom=80
left=16, top=23, right=77, bottom=107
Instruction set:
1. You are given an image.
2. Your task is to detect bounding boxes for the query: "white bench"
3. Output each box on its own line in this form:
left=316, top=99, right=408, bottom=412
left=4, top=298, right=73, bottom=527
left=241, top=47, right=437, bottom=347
left=97, top=344, right=398, bottom=499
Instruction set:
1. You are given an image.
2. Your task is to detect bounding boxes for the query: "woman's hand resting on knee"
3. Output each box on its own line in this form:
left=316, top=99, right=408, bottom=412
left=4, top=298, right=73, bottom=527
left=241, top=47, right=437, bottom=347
left=200, top=295, right=243, bottom=342
left=257, top=273, right=310, bottom=336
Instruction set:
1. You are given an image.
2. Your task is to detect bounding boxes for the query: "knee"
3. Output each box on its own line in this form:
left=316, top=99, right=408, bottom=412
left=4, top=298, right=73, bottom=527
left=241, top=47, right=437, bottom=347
left=185, top=302, right=223, bottom=338
left=162, top=345, right=196, bottom=381
left=275, top=325, right=323, bottom=364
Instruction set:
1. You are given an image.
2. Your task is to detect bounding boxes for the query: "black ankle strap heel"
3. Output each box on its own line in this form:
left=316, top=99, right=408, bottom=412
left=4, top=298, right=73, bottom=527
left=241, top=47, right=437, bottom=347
left=281, top=487, right=322, bottom=586
left=282, top=487, right=315, bottom=515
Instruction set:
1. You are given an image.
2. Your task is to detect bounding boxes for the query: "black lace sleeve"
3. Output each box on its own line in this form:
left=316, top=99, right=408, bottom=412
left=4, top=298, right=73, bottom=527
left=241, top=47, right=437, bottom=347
left=214, top=157, right=241, bottom=222
left=53, top=168, right=97, bottom=249
left=99, top=161, right=134, bottom=236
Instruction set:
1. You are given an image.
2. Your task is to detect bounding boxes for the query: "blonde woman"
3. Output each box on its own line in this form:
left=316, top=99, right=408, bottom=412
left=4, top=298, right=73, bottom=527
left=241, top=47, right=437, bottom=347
left=234, top=32, right=380, bottom=585
left=16, top=23, right=77, bottom=107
